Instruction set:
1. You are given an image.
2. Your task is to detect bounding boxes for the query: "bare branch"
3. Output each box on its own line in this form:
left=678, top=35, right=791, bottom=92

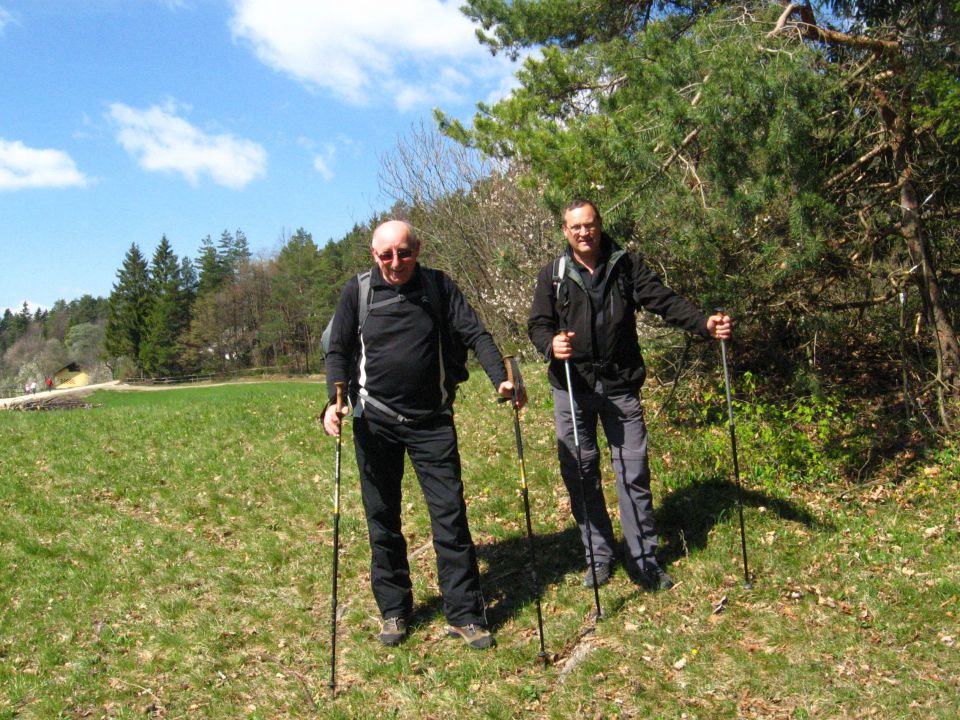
left=768, top=3, right=900, bottom=55
left=826, top=141, right=893, bottom=188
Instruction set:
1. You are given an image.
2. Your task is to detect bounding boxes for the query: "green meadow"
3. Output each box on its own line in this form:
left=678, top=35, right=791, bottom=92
left=1, top=370, right=957, bottom=719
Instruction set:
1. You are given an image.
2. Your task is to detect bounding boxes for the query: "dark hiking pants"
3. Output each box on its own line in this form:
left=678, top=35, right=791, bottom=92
left=552, top=385, right=662, bottom=574
left=353, top=411, right=486, bottom=626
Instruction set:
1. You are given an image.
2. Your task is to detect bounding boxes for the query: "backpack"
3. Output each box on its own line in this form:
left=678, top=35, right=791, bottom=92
left=321, top=269, right=389, bottom=356
left=321, top=267, right=469, bottom=395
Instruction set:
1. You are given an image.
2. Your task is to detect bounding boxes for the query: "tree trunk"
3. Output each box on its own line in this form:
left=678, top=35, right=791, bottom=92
left=887, top=108, right=960, bottom=427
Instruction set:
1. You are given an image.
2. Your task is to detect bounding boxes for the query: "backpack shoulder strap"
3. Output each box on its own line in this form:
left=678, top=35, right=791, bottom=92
left=357, top=269, right=408, bottom=334
left=321, top=270, right=371, bottom=356
left=355, top=270, right=373, bottom=330
left=551, top=255, right=571, bottom=322
left=553, top=256, right=566, bottom=284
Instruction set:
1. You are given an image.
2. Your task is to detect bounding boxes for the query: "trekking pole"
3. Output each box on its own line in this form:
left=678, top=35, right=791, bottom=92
left=503, top=356, right=547, bottom=664
left=329, top=382, right=345, bottom=692
left=716, top=313, right=751, bottom=589
left=563, top=349, right=603, bottom=620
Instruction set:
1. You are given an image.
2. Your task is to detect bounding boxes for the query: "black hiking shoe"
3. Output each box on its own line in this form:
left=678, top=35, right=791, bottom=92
left=634, top=565, right=674, bottom=592
left=378, top=616, right=408, bottom=646
left=446, top=624, right=496, bottom=650
left=582, top=561, right=613, bottom=588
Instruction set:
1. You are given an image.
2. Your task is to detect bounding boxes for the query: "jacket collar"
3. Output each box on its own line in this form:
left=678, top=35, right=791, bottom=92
left=561, top=234, right=628, bottom=290
left=370, top=262, right=422, bottom=291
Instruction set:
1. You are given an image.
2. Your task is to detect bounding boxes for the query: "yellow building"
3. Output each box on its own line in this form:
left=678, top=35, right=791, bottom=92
left=53, top=363, right=90, bottom=389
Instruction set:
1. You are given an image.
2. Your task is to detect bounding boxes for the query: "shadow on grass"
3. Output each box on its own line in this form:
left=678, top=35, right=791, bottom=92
left=476, top=526, right=584, bottom=632
left=391, top=525, right=579, bottom=636
left=399, top=526, right=584, bottom=634
left=656, top=474, right=832, bottom=566
left=405, top=476, right=830, bottom=634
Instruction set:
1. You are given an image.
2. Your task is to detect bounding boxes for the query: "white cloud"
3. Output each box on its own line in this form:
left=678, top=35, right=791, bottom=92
left=230, top=0, right=514, bottom=109
left=0, top=7, right=14, bottom=35
left=299, top=136, right=358, bottom=182
left=311, top=142, right=339, bottom=181
left=0, top=139, right=89, bottom=191
left=313, top=155, right=334, bottom=181
left=108, top=101, right=267, bottom=189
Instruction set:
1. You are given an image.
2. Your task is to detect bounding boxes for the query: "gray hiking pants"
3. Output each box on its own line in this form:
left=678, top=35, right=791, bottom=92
left=552, top=385, right=661, bottom=573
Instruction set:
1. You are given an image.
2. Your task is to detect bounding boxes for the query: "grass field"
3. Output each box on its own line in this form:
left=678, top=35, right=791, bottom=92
left=1, top=369, right=957, bottom=719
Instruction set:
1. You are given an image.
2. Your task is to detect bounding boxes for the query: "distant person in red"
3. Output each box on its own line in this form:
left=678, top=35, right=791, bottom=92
left=46, top=378, right=53, bottom=391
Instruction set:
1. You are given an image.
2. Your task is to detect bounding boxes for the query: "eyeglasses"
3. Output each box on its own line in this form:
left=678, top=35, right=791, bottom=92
left=565, top=222, right=599, bottom=234
left=375, top=248, right=415, bottom=262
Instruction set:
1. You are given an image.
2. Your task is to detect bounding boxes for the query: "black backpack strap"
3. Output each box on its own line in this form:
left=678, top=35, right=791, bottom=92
left=358, top=267, right=440, bottom=334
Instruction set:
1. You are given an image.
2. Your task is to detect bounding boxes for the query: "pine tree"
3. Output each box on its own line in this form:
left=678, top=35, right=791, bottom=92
left=180, top=257, right=198, bottom=305
left=104, top=243, right=151, bottom=372
left=230, top=229, right=252, bottom=271
left=140, top=236, right=189, bottom=377
left=196, top=234, right=228, bottom=297
left=217, top=229, right=252, bottom=279
left=450, top=0, right=960, bottom=416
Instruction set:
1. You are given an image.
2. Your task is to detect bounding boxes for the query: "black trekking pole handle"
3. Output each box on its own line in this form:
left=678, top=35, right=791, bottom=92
left=505, top=357, right=548, bottom=664
left=715, top=309, right=751, bottom=589
left=329, top=382, right=345, bottom=692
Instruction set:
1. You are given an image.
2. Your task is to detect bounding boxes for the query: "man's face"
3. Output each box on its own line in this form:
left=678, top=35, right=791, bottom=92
left=562, top=205, right=602, bottom=261
left=371, top=223, right=420, bottom=286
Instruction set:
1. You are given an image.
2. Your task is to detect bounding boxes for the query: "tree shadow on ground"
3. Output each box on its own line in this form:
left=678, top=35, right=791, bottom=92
left=656, top=474, right=832, bottom=567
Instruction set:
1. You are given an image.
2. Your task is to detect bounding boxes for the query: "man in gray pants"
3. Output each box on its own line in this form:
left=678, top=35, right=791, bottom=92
left=528, top=199, right=732, bottom=590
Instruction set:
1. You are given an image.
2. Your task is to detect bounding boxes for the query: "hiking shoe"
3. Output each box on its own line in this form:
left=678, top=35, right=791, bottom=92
left=378, top=616, right=408, bottom=646
left=582, top=561, right=613, bottom=588
left=446, top=624, right=496, bottom=650
left=635, top=566, right=674, bottom=592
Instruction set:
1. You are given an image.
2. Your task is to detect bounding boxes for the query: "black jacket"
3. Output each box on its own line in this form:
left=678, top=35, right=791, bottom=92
left=528, top=236, right=710, bottom=394
left=326, top=264, right=507, bottom=422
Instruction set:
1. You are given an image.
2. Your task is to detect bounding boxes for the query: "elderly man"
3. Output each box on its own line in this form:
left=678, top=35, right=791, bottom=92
left=528, top=199, right=732, bottom=591
left=323, top=220, right=519, bottom=650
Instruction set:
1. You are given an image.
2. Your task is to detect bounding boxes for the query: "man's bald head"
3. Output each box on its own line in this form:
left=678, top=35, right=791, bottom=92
left=371, top=220, right=420, bottom=286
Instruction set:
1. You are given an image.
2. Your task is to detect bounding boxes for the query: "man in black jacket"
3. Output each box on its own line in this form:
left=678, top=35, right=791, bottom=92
left=323, top=220, right=520, bottom=650
left=528, top=199, right=731, bottom=591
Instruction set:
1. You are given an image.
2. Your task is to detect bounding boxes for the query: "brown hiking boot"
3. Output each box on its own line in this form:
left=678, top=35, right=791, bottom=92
left=446, top=623, right=495, bottom=650
left=378, top=616, right=408, bottom=646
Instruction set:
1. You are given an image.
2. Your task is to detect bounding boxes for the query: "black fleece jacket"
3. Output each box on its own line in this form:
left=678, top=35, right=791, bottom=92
left=325, top=264, right=507, bottom=422
left=528, top=236, right=711, bottom=394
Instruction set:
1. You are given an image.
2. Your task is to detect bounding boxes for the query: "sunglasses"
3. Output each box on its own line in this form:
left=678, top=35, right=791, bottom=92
left=376, top=248, right=415, bottom=262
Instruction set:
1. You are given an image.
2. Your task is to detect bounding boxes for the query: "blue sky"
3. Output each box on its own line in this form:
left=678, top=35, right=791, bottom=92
left=0, top=0, right=519, bottom=313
